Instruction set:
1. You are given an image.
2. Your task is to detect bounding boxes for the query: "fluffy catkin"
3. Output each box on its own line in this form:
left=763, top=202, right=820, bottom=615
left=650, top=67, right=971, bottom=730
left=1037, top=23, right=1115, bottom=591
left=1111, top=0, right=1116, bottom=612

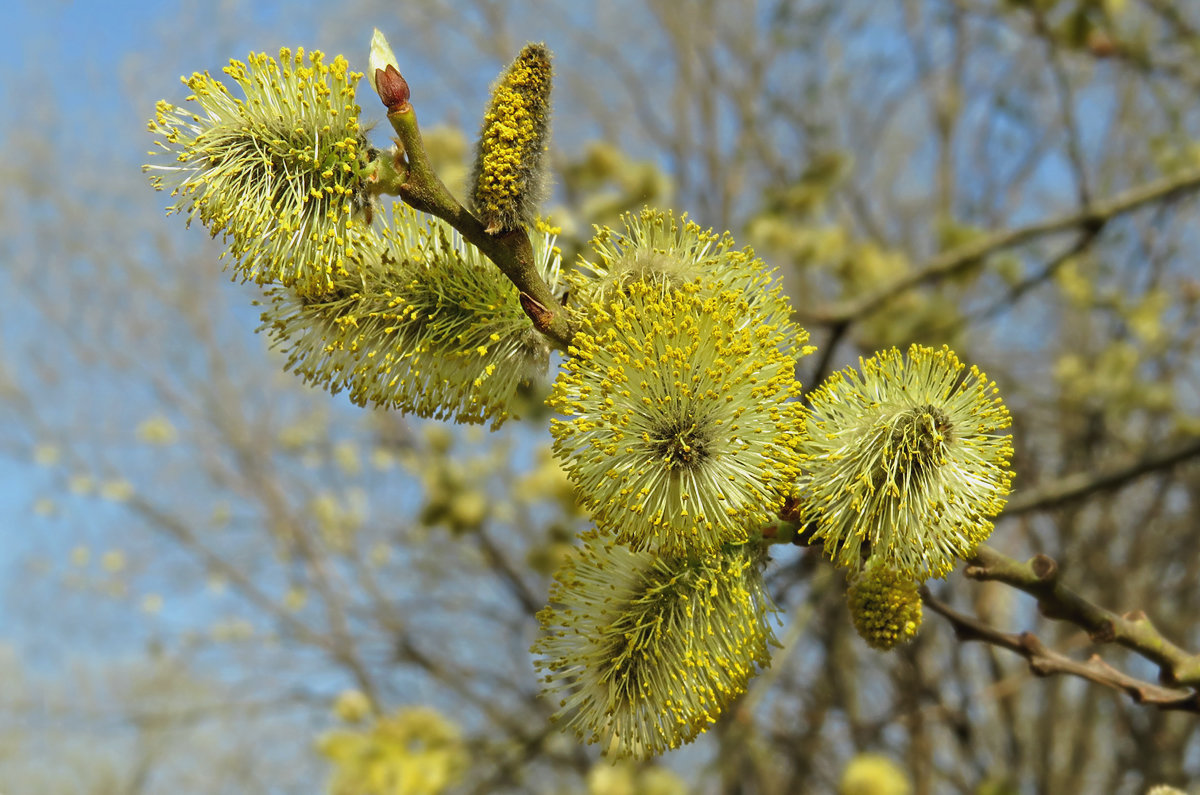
left=468, top=44, right=553, bottom=233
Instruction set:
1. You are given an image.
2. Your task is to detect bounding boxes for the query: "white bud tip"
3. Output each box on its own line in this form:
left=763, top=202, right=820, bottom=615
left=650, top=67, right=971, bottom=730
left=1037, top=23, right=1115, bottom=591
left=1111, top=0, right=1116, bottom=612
left=368, top=28, right=399, bottom=95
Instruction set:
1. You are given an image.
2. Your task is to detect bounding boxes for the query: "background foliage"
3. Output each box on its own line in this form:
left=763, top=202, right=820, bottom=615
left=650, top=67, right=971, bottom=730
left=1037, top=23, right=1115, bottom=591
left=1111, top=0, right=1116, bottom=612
left=2, top=0, right=1200, bottom=792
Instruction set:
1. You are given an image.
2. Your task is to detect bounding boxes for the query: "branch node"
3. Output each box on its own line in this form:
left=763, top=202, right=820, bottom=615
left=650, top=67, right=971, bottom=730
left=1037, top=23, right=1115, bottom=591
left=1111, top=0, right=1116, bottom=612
left=1088, top=619, right=1116, bottom=644
left=519, top=292, right=553, bottom=332
left=1030, top=554, right=1058, bottom=582
left=1018, top=631, right=1044, bottom=655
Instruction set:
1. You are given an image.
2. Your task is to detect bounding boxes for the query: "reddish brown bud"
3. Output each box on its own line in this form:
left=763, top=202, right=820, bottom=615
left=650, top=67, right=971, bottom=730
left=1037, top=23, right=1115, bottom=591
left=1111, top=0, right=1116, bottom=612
left=779, top=494, right=802, bottom=523
left=376, top=65, right=410, bottom=112
left=519, top=292, right=553, bottom=332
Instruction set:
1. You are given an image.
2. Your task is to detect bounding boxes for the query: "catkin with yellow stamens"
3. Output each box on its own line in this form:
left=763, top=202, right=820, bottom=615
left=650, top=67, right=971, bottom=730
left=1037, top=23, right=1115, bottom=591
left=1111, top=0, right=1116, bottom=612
left=532, top=533, right=777, bottom=759
left=571, top=208, right=794, bottom=325
left=145, top=48, right=372, bottom=296
left=796, top=344, right=1015, bottom=580
left=469, top=44, right=553, bottom=233
left=549, top=278, right=808, bottom=556
left=847, top=564, right=923, bottom=650
left=258, top=204, right=562, bottom=428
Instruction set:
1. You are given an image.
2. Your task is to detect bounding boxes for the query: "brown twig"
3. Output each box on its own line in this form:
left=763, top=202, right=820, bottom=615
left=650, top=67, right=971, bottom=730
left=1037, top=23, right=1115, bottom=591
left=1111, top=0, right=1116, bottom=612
left=1002, top=436, right=1200, bottom=516
left=369, top=69, right=574, bottom=351
left=958, top=545, right=1200, bottom=689
left=920, top=587, right=1200, bottom=712
left=799, top=166, right=1200, bottom=326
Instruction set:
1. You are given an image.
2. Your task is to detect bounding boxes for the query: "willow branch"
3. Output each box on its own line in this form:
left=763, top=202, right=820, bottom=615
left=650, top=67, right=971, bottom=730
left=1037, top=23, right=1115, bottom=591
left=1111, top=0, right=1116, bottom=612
left=369, top=66, right=573, bottom=351
left=921, top=588, right=1200, bottom=712
left=960, top=545, right=1200, bottom=688
left=800, top=166, right=1200, bottom=325
left=1003, top=436, right=1200, bottom=516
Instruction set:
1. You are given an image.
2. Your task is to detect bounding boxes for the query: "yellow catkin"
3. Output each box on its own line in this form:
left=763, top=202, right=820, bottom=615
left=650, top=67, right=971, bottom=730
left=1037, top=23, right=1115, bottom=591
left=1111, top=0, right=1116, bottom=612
left=548, top=278, right=808, bottom=557
left=533, top=534, right=776, bottom=758
left=847, top=566, right=923, bottom=650
left=797, top=344, right=1014, bottom=580
left=146, top=48, right=371, bottom=296
left=259, top=204, right=562, bottom=428
left=469, top=44, right=553, bottom=233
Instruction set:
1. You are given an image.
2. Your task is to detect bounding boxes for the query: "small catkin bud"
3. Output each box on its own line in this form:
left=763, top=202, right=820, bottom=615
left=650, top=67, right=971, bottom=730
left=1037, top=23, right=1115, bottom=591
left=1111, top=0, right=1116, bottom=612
left=469, top=43, right=553, bottom=233
left=847, top=565, right=923, bottom=651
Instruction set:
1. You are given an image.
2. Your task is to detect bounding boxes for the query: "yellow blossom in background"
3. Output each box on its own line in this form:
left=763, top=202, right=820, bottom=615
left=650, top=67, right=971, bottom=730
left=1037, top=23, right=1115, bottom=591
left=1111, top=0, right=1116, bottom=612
left=33, top=443, right=60, bottom=466
left=210, top=501, right=232, bottom=528
left=99, top=480, right=135, bottom=502
left=135, top=415, right=178, bottom=444
left=370, top=447, right=397, bottom=471
left=70, top=546, right=90, bottom=567
left=839, top=753, right=912, bottom=795
left=368, top=543, right=391, bottom=567
left=211, top=618, right=255, bottom=642
left=332, top=689, right=373, bottom=724
left=319, top=707, right=466, bottom=795
left=587, top=759, right=687, bottom=795
left=284, top=587, right=308, bottom=612
left=334, top=441, right=361, bottom=475
left=141, top=594, right=164, bottom=614
left=101, top=550, right=126, bottom=573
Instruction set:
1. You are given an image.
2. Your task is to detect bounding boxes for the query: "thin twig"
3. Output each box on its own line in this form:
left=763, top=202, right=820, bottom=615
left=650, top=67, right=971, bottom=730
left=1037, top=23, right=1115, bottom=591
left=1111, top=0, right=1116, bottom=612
left=962, top=545, right=1200, bottom=688
left=1003, top=437, right=1200, bottom=516
left=799, top=166, right=1200, bottom=326
left=921, top=587, right=1200, bottom=712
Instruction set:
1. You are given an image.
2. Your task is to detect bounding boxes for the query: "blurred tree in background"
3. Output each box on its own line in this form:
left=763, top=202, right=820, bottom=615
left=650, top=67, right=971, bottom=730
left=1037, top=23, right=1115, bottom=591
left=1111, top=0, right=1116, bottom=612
left=2, top=0, right=1200, bottom=793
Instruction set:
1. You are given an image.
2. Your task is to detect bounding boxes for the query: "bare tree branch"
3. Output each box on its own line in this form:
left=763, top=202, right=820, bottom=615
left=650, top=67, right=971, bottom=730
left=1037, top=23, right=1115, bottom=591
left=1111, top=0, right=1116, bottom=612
left=921, top=587, right=1200, bottom=712
left=800, top=166, right=1200, bottom=325
left=1003, top=437, right=1200, bottom=516
left=960, top=545, right=1200, bottom=688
